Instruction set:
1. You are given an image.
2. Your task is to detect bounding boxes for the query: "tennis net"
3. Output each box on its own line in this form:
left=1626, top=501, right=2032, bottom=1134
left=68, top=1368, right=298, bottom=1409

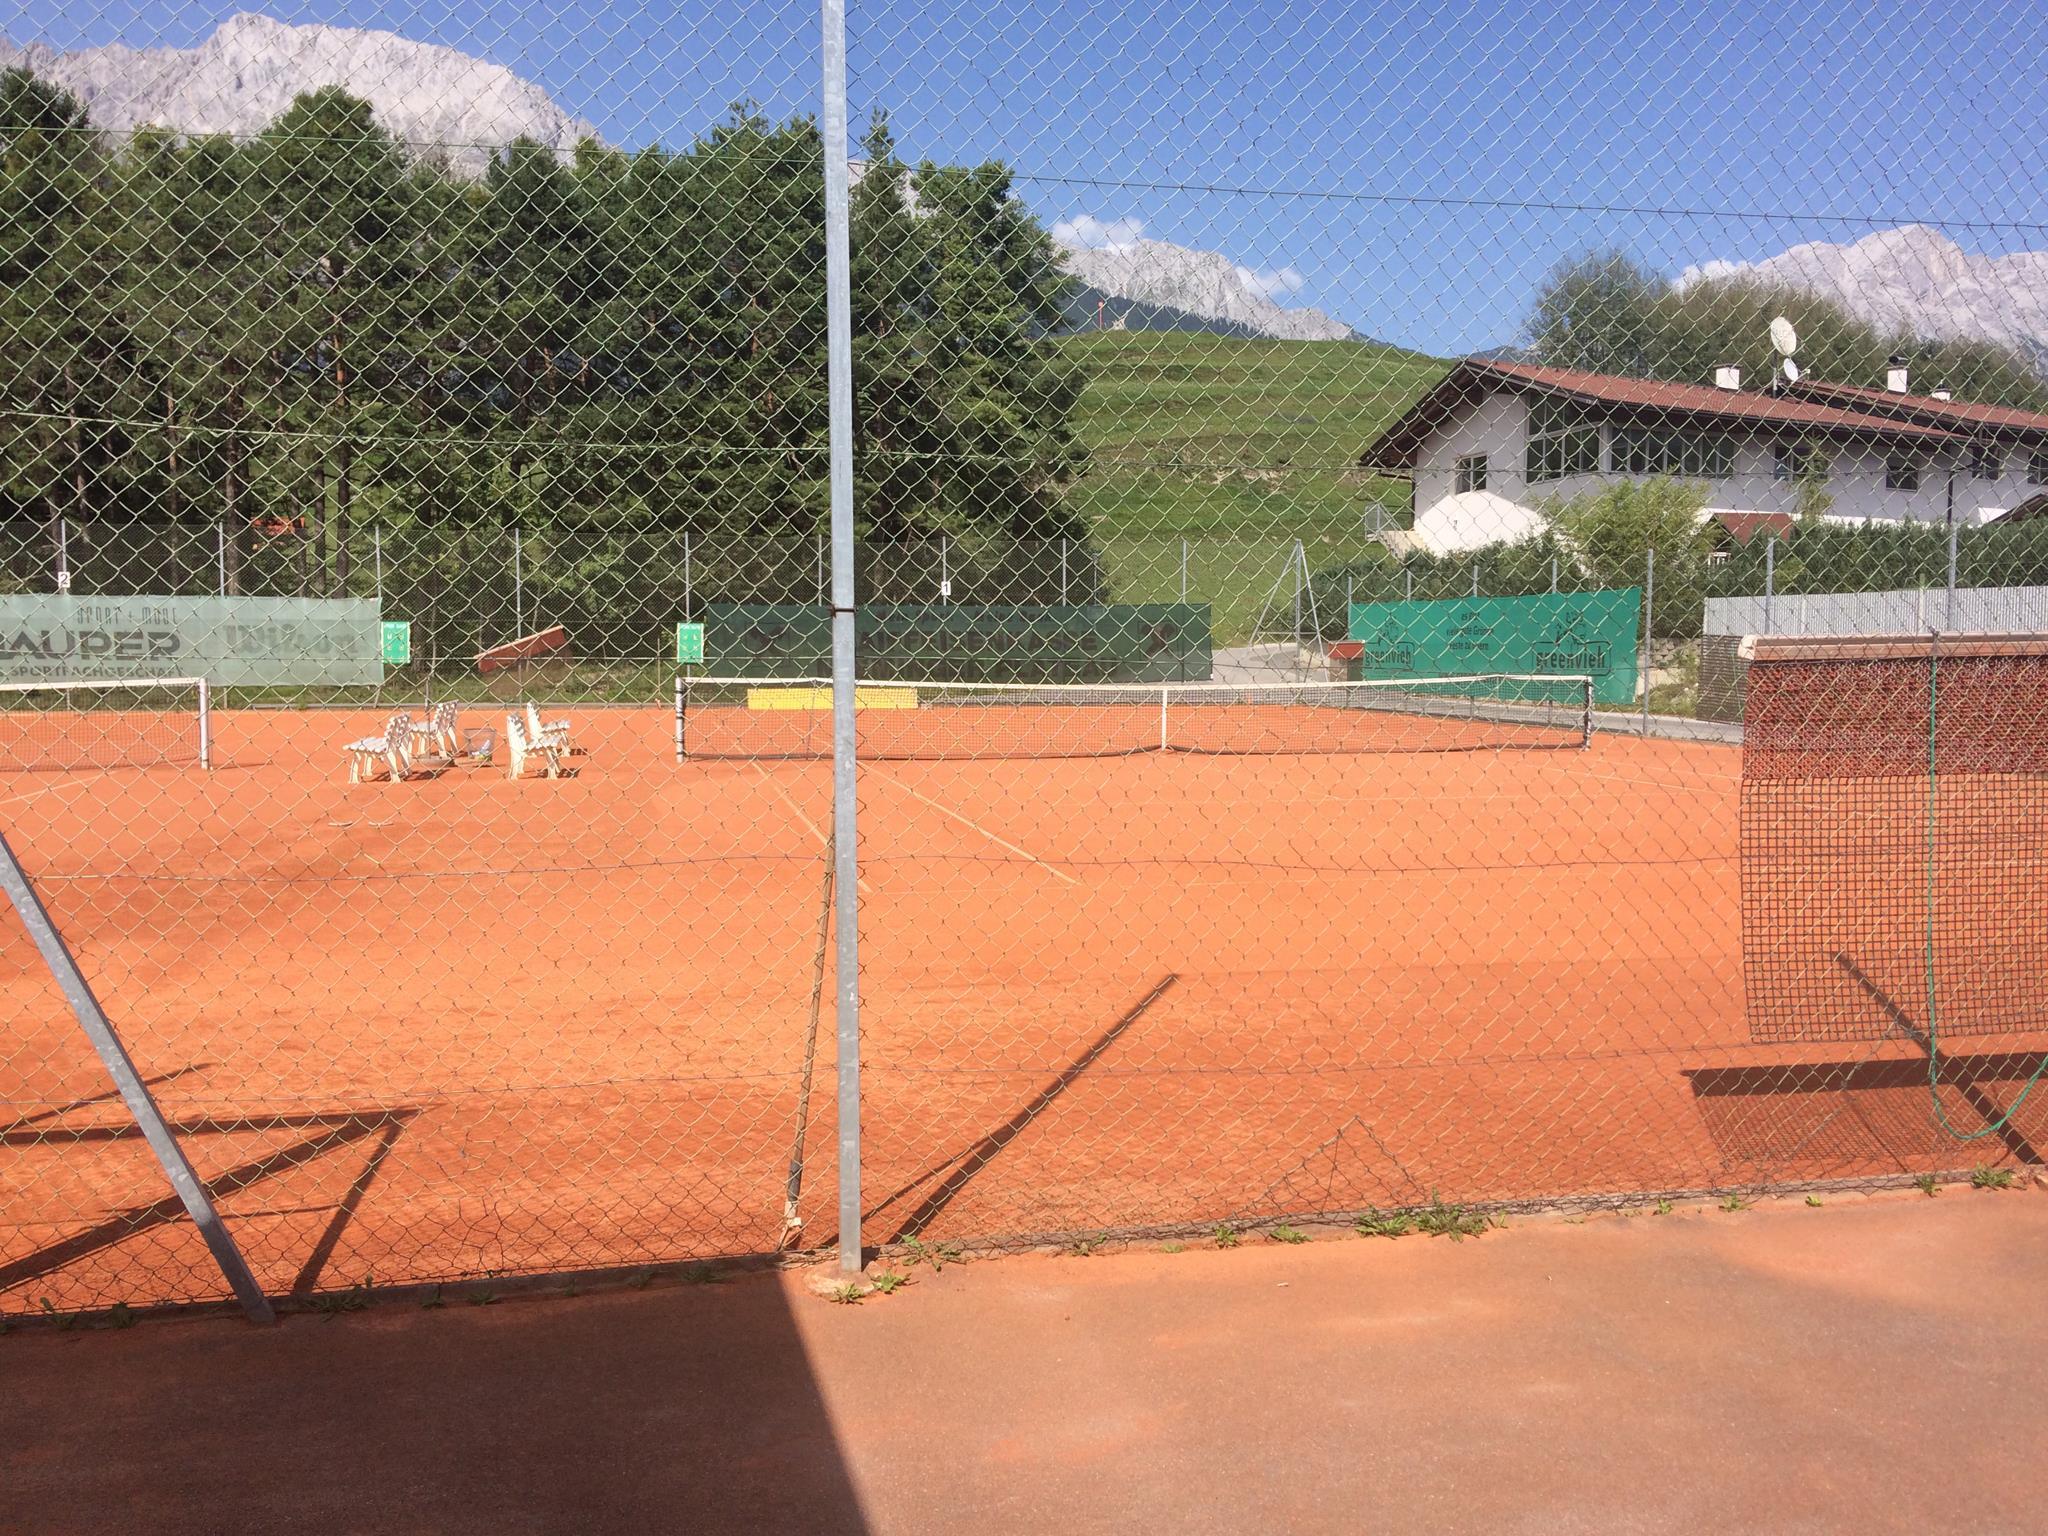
left=675, top=673, right=1595, bottom=761
left=0, top=677, right=212, bottom=773
left=1741, top=633, right=2048, bottom=1045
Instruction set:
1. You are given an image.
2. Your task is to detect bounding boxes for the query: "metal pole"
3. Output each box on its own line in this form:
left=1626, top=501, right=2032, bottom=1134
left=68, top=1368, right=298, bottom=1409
left=55, top=516, right=69, bottom=594
left=1060, top=538, right=1068, bottom=604
left=197, top=678, right=211, bottom=771
left=674, top=672, right=684, bottom=763
left=216, top=522, right=226, bottom=597
left=373, top=527, right=383, bottom=607
left=1404, top=568, right=1413, bottom=603
left=1471, top=562, right=1480, bottom=597
left=1642, top=545, right=1654, bottom=733
left=0, top=832, right=272, bottom=1322
left=684, top=531, right=693, bottom=623
left=1179, top=537, right=1188, bottom=602
left=940, top=535, right=948, bottom=605
left=1764, top=536, right=1775, bottom=633
left=513, top=527, right=524, bottom=640
left=423, top=539, right=434, bottom=709
left=821, top=0, right=863, bottom=1278
left=1292, top=540, right=1304, bottom=650
left=1946, top=519, right=1959, bottom=629
left=1550, top=553, right=1558, bottom=594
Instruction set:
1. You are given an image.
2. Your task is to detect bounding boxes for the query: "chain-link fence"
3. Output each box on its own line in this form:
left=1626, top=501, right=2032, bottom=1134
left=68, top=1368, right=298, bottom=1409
left=4, top=2, right=2047, bottom=1318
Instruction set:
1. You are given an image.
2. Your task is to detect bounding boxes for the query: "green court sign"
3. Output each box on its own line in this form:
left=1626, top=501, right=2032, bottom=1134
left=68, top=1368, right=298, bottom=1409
left=702, top=603, right=1212, bottom=682
left=1348, top=589, right=1641, bottom=706
left=674, top=622, right=706, bottom=665
left=381, top=621, right=412, bottom=666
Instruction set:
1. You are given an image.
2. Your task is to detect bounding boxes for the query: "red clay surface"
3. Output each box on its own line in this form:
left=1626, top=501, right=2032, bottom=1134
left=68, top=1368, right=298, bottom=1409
left=4, top=703, right=2043, bottom=1314
left=4, top=1192, right=2047, bottom=1534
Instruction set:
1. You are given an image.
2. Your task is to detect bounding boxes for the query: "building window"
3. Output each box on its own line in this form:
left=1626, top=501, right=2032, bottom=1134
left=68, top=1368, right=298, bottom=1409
left=1773, top=440, right=1828, bottom=482
left=1970, top=443, right=2003, bottom=480
left=1611, top=424, right=1735, bottom=479
left=1454, top=453, right=1488, bottom=494
left=1525, top=397, right=1601, bottom=484
left=2032, top=448, right=2048, bottom=485
left=1886, top=452, right=1921, bottom=492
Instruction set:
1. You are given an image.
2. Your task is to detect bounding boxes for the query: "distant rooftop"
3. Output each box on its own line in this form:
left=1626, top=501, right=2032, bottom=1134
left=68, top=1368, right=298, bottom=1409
left=1361, top=358, right=1971, bottom=470
left=1783, top=378, right=2048, bottom=438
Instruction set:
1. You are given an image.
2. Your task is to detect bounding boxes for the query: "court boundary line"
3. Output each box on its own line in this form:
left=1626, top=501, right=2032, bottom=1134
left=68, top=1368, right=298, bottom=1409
left=751, top=762, right=870, bottom=895
left=867, top=766, right=1081, bottom=886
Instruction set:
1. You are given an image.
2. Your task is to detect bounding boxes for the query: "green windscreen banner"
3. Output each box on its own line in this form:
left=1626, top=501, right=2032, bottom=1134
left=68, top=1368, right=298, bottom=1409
left=0, top=595, right=386, bottom=686
left=1348, top=589, right=1641, bottom=706
left=704, top=603, right=1213, bottom=682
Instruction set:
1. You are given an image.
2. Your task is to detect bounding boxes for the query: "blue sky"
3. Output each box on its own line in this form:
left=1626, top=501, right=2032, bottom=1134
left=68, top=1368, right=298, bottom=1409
left=17, top=0, right=2048, bottom=354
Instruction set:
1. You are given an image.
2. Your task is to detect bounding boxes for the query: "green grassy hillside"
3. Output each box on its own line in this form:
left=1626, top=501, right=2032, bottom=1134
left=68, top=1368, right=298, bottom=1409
left=1057, top=331, right=1446, bottom=641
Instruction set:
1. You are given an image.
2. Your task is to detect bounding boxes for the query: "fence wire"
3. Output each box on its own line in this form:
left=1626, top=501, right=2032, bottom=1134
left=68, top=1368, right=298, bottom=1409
left=4, top=2, right=2048, bottom=1315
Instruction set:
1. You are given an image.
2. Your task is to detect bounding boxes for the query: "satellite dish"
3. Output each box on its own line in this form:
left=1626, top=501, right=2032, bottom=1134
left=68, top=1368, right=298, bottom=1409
left=1782, top=357, right=1801, bottom=384
left=1769, top=317, right=1798, bottom=357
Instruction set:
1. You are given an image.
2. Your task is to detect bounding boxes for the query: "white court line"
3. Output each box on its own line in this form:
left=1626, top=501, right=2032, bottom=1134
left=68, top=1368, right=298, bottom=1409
left=751, top=761, right=869, bottom=895
left=0, top=780, right=85, bottom=811
left=870, top=766, right=1081, bottom=886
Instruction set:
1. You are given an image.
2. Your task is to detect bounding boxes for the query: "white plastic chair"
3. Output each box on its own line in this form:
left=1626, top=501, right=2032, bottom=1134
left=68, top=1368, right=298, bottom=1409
left=345, top=713, right=414, bottom=783
left=413, top=701, right=459, bottom=759
left=506, top=710, right=565, bottom=780
left=523, top=701, right=573, bottom=755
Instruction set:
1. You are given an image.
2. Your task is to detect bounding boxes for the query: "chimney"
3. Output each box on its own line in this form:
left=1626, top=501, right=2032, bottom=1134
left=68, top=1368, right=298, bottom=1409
left=1885, top=354, right=1910, bottom=393
left=1932, top=387, right=1953, bottom=401
left=1713, top=365, right=1741, bottom=390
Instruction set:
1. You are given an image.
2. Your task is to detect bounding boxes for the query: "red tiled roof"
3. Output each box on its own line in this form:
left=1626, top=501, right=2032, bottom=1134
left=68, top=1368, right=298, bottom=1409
left=1360, top=358, right=1962, bottom=469
left=1711, top=511, right=1796, bottom=546
left=1783, top=378, right=2048, bottom=437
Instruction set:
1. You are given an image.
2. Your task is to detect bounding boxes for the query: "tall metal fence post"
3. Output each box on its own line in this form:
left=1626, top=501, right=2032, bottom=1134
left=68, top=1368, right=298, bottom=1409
left=1642, top=546, right=1655, bottom=733
left=513, top=526, right=524, bottom=641
left=1404, top=567, right=1413, bottom=603
left=423, top=539, right=436, bottom=709
left=1764, top=536, right=1775, bottom=633
left=1292, top=539, right=1304, bottom=649
left=683, top=532, right=693, bottom=623
left=940, top=534, right=949, bottom=605
left=55, top=516, right=69, bottom=593
left=1179, top=537, right=1188, bottom=602
left=1946, top=519, right=1959, bottom=628
left=1060, top=538, right=1069, bottom=603
left=372, top=527, right=383, bottom=607
left=1550, top=553, right=1558, bottom=594
left=0, top=832, right=273, bottom=1323
left=216, top=522, right=226, bottom=597
left=821, top=0, right=864, bottom=1276
left=1471, top=562, right=1480, bottom=597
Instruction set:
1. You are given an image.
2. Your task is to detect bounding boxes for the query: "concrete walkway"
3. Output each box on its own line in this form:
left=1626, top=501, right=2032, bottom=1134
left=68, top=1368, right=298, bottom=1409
left=6, top=1190, right=2047, bottom=1534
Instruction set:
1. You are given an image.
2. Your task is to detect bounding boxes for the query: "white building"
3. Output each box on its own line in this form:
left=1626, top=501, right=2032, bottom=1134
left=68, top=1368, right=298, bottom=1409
left=1358, top=359, right=2048, bottom=556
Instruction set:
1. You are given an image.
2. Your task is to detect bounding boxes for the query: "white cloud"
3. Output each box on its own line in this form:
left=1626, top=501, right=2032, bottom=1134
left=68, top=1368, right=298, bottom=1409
left=1235, top=263, right=1309, bottom=301
left=1673, top=258, right=1749, bottom=292
left=1052, top=213, right=1146, bottom=251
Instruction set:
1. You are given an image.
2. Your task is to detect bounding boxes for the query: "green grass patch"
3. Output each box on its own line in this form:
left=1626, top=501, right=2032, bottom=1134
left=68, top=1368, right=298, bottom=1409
left=1414, top=1195, right=1492, bottom=1241
left=1059, top=332, right=1445, bottom=645
left=1354, top=1210, right=1417, bottom=1238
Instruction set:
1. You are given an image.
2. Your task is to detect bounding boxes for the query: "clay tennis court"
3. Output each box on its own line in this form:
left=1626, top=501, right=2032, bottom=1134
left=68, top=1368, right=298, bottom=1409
left=3, top=693, right=2040, bottom=1314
